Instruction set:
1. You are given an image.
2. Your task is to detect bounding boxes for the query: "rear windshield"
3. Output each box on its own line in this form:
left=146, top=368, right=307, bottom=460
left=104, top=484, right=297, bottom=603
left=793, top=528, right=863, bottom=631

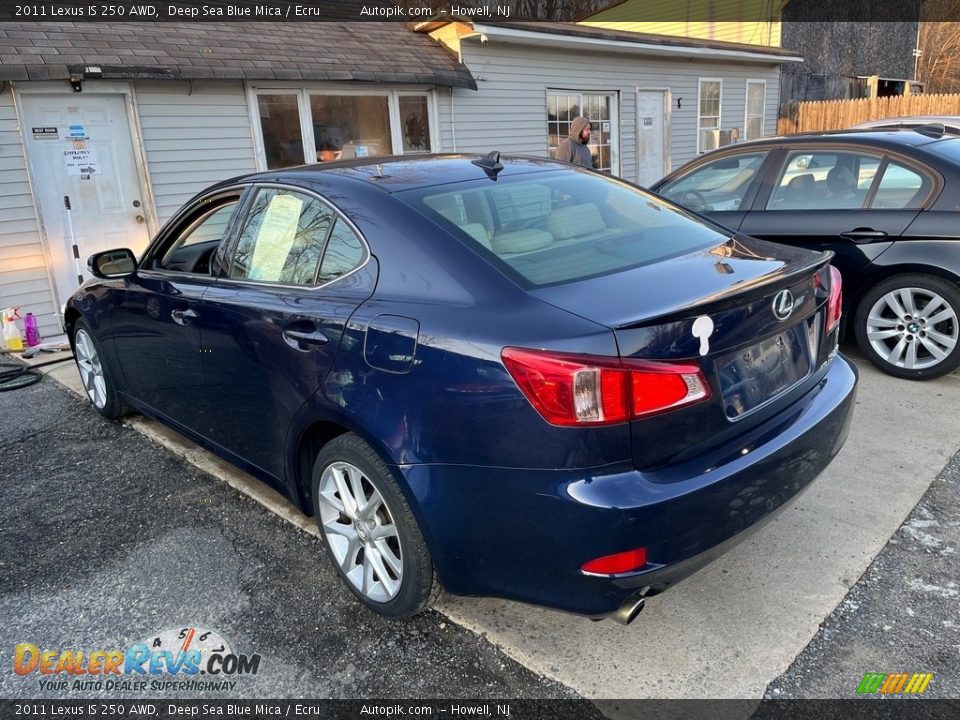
left=922, top=136, right=960, bottom=164
left=395, top=170, right=730, bottom=287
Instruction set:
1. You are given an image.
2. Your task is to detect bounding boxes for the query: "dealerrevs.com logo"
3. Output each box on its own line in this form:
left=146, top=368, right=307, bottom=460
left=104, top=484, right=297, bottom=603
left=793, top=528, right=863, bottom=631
left=13, top=626, right=261, bottom=692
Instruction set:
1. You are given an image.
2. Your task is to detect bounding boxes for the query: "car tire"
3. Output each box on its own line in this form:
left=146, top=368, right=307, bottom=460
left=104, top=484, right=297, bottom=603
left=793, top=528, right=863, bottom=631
left=854, top=273, right=960, bottom=380
left=72, top=319, right=127, bottom=419
left=312, top=433, right=437, bottom=618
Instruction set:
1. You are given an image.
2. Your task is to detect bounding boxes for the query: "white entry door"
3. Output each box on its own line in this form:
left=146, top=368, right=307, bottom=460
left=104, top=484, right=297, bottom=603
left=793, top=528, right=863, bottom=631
left=636, top=89, right=669, bottom=187
left=20, top=93, right=151, bottom=312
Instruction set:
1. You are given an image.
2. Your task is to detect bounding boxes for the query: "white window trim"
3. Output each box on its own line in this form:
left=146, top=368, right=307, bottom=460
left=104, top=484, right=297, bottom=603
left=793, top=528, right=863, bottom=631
left=745, top=79, right=767, bottom=142
left=697, top=78, right=723, bottom=155
left=544, top=88, right=620, bottom=175
left=245, top=83, right=438, bottom=171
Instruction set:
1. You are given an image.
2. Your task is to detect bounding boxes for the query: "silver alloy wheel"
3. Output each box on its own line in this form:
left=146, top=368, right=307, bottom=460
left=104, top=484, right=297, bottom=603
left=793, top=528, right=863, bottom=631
left=75, top=328, right=107, bottom=409
left=866, top=287, right=959, bottom=370
left=316, top=461, right=403, bottom=602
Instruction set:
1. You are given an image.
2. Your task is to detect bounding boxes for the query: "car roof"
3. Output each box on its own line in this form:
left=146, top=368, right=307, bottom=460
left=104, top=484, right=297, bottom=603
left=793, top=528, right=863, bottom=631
left=853, top=115, right=960, bottom=129
left=724, top=128, right=960, bottom=150
left=235, top=154, right=564, bottom=194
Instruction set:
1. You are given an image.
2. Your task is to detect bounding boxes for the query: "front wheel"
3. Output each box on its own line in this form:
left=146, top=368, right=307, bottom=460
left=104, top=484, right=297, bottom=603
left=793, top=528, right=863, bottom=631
left=312, top=434, right=436, bottom=618
left=854, top=274, right=960, bottom=380
left=72, top=319, right=126, bottom=418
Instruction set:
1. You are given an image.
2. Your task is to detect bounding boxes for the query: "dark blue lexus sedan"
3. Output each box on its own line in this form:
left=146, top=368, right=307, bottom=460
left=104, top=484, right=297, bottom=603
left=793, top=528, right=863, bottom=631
left=67, top=154, right=857, bottom=623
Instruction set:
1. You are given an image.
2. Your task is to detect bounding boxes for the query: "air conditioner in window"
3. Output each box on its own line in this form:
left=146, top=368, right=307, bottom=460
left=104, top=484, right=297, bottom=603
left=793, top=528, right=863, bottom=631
left=718, top=128, right=741, bottom=146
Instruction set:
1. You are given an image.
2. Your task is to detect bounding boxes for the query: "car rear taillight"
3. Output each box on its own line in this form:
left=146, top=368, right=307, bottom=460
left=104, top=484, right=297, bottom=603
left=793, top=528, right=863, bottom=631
left=581, top=547, right=648, bottom=575
left=501, top=347, right=711, bottom=427
left=826, top=265, right=843, bottom=334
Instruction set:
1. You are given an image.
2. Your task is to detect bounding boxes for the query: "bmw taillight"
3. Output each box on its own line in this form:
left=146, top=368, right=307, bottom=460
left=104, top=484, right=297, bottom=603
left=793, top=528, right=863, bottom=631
left=501, top=347, right=711, bottom=427
left=826, top=265, right=843, bottom=335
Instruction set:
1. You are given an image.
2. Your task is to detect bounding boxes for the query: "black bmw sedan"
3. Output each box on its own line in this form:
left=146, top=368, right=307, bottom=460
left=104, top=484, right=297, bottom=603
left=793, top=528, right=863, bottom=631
left=653, top=127, right=960, bottom=380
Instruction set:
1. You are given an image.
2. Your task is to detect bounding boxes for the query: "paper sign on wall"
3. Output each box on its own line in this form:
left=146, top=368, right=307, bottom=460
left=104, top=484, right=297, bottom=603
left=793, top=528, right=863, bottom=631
left=249, top=194, right=303, bottom=281
left=63, top=147, right=100, bottom=175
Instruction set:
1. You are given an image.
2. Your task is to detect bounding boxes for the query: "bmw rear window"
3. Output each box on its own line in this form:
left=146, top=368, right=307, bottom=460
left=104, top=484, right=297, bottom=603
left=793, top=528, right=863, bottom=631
left=396, top=170, right=730, bottom=287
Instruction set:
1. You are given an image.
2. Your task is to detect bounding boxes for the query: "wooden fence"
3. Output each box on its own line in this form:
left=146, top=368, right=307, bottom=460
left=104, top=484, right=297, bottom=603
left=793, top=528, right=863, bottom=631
left=777, top=94, right=960, bottom=135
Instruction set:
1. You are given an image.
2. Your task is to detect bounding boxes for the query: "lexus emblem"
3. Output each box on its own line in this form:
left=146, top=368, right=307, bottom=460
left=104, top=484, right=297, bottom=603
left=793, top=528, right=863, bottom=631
left=772, top=289, right=795, bottom=321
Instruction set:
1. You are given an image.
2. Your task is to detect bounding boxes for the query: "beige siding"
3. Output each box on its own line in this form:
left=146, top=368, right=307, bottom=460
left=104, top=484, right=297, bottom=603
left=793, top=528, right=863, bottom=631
left=135, top=80, right=257, bottom=225
left=0, top=92, right=59, bottom=338
left=438, top=39, right=781, bottom=183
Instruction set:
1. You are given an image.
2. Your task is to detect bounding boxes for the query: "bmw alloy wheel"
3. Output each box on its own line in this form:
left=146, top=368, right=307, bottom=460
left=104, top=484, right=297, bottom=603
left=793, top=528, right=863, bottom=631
left=865, top=287, right=959, bottom=371
left=75, top=327, right=107, bottom=409
left=316, top=460, right=404, bottom=602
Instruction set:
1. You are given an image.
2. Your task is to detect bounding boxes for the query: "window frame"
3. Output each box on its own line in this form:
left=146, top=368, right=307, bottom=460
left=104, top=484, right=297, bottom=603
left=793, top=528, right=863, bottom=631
left=248, top=84, right=438, bottom=170
left=217, top=182, right=371, bottom=291
left=545, top=88, right=621, bottom=175
left=697, top=78, right=723, bottom=155
left=744, top=79, right=766, bottom=142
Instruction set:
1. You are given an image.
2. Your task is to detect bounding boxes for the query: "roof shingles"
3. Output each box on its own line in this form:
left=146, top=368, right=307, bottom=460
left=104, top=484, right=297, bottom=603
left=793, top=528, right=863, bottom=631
left=0, top=21, right=477, bottom=89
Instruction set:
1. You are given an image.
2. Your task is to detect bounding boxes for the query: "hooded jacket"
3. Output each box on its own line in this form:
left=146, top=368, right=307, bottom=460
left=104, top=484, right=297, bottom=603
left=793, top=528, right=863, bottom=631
left=554, top=116, right=594, bottom=168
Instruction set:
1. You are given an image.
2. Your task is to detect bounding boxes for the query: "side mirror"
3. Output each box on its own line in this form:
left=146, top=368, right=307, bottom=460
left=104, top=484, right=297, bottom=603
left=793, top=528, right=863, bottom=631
left=88, top=248, right=137, bottom=279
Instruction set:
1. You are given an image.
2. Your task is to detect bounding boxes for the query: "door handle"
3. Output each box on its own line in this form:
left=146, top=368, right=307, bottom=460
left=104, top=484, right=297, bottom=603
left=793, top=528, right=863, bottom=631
left=840, top=228, right=888, bottom=243
left=282, top=326, right=329, bottom=350
left=171, top=308, right=198, bottom=326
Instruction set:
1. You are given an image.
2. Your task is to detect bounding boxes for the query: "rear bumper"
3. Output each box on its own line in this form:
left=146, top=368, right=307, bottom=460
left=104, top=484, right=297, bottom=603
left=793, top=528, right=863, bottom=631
left=399, top=354, right=858, bottom=616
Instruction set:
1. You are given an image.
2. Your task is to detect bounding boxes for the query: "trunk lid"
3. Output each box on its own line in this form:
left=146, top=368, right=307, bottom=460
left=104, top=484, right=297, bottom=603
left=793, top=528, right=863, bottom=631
left=530, top=235, right=836, bottom=471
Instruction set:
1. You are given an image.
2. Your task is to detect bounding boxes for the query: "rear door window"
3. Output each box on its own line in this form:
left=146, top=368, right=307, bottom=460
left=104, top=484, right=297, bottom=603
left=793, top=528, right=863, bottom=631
left=767, top=150, right=882, bottom=210
left=230, top=188, right=334, bottom=285
left=871, top=161, right=932, bottom=208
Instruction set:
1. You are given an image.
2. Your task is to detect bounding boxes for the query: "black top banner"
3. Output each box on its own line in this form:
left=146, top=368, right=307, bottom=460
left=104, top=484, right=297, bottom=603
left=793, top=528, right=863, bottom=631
left=0, top=0, right=943, bottom=23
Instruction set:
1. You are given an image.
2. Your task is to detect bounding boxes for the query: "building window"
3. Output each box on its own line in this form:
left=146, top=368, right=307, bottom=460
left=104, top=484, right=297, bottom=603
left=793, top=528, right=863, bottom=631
left=698, top=79, right=722, bottom=154
left=310, top=95, right=391, bottom=161
left=546, top=91, right=618, bottom=174
left=745, top=81, right=766, bottom=141
left=399, top=95, right=432, bottom=153
left=252, top=89, right=434, bottom=170
left=256, top=94, right=305, bottom=169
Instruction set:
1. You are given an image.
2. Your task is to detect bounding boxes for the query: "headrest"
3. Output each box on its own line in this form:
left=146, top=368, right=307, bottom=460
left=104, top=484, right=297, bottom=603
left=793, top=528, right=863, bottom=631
left=546, top=204, right=606, bottom=240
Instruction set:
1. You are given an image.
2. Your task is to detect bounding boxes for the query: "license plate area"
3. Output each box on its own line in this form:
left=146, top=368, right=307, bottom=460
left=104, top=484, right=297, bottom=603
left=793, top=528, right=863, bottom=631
left=717, top=314, right=819, bottom=420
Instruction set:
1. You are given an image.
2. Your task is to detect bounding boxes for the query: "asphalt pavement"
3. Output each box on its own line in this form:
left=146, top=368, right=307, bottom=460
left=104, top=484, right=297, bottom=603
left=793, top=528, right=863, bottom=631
left=765, top=450, right=960, bottom=698
left=1, top=352, right=958, bottom=708
left=0, top=377, right=577, bottom=700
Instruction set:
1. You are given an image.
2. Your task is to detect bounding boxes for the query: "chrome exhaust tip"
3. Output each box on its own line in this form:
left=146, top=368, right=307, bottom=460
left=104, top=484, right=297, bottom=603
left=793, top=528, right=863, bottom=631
left=612, top=593, right=646, bottom=625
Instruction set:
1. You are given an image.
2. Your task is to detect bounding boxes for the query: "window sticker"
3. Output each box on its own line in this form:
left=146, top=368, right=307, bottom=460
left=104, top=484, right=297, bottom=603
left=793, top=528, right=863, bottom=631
left=249, top=194, right=303, bottom=282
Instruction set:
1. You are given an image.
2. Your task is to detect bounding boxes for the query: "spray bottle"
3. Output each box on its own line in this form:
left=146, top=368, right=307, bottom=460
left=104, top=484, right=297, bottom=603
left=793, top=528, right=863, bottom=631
left=2, top=307, right=24, bottom=352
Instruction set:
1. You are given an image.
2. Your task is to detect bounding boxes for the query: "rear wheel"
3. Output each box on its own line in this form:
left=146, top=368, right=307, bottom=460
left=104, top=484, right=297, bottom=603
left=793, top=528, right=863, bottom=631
left=854, top=273, right=960, bottom=380
left=72, top=319, right=126, bottom=418
left=312, top=434, right=436, bottom=618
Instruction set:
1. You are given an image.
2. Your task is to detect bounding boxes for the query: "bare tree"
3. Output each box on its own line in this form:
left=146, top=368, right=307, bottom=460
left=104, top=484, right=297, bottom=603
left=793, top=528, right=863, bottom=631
left=919, top=1, right=960, bottom=92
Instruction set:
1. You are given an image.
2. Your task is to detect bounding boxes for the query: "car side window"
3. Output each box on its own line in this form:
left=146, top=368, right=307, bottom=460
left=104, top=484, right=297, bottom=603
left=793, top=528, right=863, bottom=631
left=767, top=151, right=881, bottom=211
left=230, top=188, right=334, bottom=285
left=317, top=219, right=365, bottom=284
left=658, top=152, right=767, bottom=213
left=156, top=199, right=241, bottom=274
left=871, top=161, right=931, bottom=209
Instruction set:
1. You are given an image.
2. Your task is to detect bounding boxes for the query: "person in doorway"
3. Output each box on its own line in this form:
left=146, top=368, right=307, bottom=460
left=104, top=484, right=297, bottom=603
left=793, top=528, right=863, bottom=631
left=555, top=116, right=594, bottom=168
